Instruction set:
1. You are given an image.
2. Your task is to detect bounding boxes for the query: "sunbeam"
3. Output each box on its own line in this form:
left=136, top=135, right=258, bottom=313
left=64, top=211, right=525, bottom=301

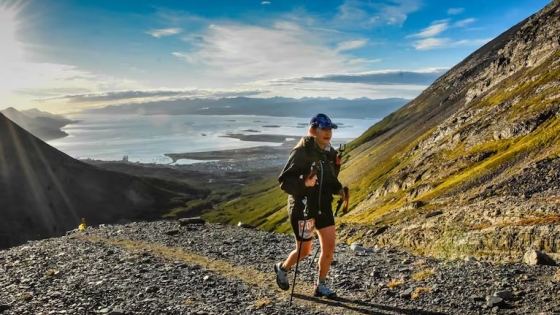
left=0, top=0, right=32, bottom=105
left=6, top=117, right=57, bottom=236
left=28, top=128, right=79, bottom=229
left=0, top=1, right=25, bottom=63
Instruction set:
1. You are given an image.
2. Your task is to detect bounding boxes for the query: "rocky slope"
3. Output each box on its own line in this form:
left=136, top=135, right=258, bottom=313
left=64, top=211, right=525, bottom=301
left=335, top=0, right=560, bottom=262
left=1, top=220, right=559, bottom=315
left=0, top=114, right=208, bottom=249
left=211, top=1, right=560, bottom=263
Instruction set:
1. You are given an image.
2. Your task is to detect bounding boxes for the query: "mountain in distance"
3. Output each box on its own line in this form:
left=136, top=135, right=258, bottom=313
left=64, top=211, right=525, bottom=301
left=0, top=107, right=75, bottom=141
left=84, top=97, right=409, bottom=119
left=300, top=96, right=340, bottom=101
left=0, top=113, right=209, bottom=249
left=21, top=108, right=72, bottom=121
left=207, top=1, right=560, bottom=262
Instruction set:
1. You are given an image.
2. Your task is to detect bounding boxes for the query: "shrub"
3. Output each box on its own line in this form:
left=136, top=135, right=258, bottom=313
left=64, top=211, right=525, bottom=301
left=412, top=269, right=434, bottom=281
left=387, top=280, right=403, bottom=289
left=254, top=297, right=272, bottom=308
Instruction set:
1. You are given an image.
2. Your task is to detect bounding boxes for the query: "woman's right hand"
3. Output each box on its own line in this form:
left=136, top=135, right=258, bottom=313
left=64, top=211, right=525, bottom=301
left=305, top=172, right=317, bottom=187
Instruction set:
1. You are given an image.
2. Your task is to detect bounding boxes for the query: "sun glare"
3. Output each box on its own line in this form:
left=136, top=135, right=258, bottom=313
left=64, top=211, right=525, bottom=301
left=0, top=1, right=29, bottom=104
left=0, top=1, right=25, bottom=63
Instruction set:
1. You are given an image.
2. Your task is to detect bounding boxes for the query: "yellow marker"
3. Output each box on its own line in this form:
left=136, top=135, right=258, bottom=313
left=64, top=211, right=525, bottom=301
left=78, top=218, right=86, bottom=231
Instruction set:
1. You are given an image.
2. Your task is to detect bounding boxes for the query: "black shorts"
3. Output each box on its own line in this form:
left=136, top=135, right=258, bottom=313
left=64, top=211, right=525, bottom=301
left=289, top=209, right=335, bottom=242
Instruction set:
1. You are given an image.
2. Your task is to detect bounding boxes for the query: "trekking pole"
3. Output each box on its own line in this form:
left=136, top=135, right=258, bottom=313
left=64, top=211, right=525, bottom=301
left=308, top=235, right=319, bottom=268
left=290, top=211, right=306, bottom=307
left=290, top=162, right=316, bottom=307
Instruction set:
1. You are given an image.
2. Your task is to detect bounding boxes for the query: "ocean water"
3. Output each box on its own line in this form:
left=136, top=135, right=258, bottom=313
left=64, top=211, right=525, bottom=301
left=47, top=114, right=379, bottom=164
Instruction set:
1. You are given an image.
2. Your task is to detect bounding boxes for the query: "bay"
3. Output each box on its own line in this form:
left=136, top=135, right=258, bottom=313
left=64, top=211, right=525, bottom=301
left=47, top=114, right=379, bottom=164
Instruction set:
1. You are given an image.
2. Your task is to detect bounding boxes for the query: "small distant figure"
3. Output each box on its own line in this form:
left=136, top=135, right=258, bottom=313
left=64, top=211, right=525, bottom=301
left=78, top=218, right=87, bottom=231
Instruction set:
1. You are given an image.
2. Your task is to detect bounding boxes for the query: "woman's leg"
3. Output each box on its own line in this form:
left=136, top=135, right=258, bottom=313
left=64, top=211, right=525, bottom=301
left=275, top=235, right=313, bottom=291
left=316, top=225, right=336, bottom=279
left=282, top=239, right=313, bottom=270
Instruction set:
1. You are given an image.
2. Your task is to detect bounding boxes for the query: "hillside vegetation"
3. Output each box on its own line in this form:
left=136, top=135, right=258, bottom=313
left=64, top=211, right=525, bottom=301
left=203, top=1, right=560, bottom=262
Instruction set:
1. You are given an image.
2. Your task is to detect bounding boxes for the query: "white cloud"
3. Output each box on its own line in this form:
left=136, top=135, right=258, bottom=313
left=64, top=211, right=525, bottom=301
left=172, top=22, right=354, bottom=81
left=431, top=18, right=451, bottom=25
left=146, top=28, right=182, bottom=38
left=247, top=68, right=447, bottom=86
left=5, top=64, right=146, bottom=96
left=336, top=0, right=368, bottom=22
left=273, top=21, right=301, bottom=31
left=0, top=2, right=25, bottom=65
left=406, top=18, right=476, bottom=42
left=153, top=8, right=205, bottom=26
left=335, top=0, right=421, bottom=28
left=171, top=52, right=198, bottom=64
left=413, top=37, right=491, bottom=50
left=258, top=81, right=426, bottom=100
left=35, top=88, right=268, bottom=104
left=447, top=8, right=464, bottom=15
left=261, top=1, right=271, bottom=5
left=413, top=38, right=451, bottom=50
left=454, top=18, right=476, bottom=27
left=336, top=39, right=368, bottom=51
left=0, top=61, right=154, bottom=112
left=452, top=38, right=492, bottom=46
left=370, top=0, right=422, bottom=26
left=407, top=22, right=449, bottom=38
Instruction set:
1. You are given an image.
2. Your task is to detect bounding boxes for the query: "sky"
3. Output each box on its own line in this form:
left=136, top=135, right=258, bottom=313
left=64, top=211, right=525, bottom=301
left=0, top=0, right=552, bottom=113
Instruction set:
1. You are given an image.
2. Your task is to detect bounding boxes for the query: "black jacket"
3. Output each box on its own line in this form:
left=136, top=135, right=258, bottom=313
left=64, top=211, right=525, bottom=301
left=278, top=136, right=343, bottom=216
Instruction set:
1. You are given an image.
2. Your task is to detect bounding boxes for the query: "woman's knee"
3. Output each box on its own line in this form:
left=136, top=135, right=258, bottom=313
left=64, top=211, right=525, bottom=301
left=318, top=227, right=336, bottom=247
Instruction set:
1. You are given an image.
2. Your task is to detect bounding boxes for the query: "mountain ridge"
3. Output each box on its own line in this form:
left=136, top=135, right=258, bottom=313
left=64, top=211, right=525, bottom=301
left=84, top=97, right=409, bottom=119
left=0, top=113, right=209, bottom=249
left=0, top=107, right=73, bottom=141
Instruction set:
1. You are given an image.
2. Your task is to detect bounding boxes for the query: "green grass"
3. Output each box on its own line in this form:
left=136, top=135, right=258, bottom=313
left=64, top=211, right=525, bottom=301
left=425, top=225, right=476, bottom=260
left=198, top=50, right=560, bottom=241
left=202, top=176, right=288, bottom=231
left=163, top=200, right=214, bottom=218
left=420, top=117, right=560, bottom=202
left=473, top=50, right=560, bottom=113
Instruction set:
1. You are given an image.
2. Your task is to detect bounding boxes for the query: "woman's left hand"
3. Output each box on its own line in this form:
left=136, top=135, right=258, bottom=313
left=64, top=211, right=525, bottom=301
left=338, top=187, right=349, bottom=213
left=338, top=187, right=349, bottom=200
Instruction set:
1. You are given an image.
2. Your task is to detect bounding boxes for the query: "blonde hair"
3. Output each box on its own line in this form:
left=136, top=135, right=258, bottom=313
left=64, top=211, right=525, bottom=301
left=308, top=126, right=317, bottom=136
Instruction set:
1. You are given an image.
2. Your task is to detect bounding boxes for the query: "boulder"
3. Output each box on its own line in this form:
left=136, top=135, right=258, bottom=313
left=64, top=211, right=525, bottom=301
left=523, top=249, right=557, bottom=266
left=178, top=217, right=206, bottom=226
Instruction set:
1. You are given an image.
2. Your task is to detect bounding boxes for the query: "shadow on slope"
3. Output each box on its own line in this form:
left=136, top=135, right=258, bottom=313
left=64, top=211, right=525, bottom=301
left=0, top=113, right=209, bottom=249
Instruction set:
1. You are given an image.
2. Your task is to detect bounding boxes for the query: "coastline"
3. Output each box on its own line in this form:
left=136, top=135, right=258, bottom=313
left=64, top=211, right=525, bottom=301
left=164, top=136, right=298, bottom=163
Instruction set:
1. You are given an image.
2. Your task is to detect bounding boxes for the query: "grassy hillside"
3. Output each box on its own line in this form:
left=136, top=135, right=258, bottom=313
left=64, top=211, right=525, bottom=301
left=203, top=176, right=292, bottom=233
left=202, top=2, right=560, bottom=261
